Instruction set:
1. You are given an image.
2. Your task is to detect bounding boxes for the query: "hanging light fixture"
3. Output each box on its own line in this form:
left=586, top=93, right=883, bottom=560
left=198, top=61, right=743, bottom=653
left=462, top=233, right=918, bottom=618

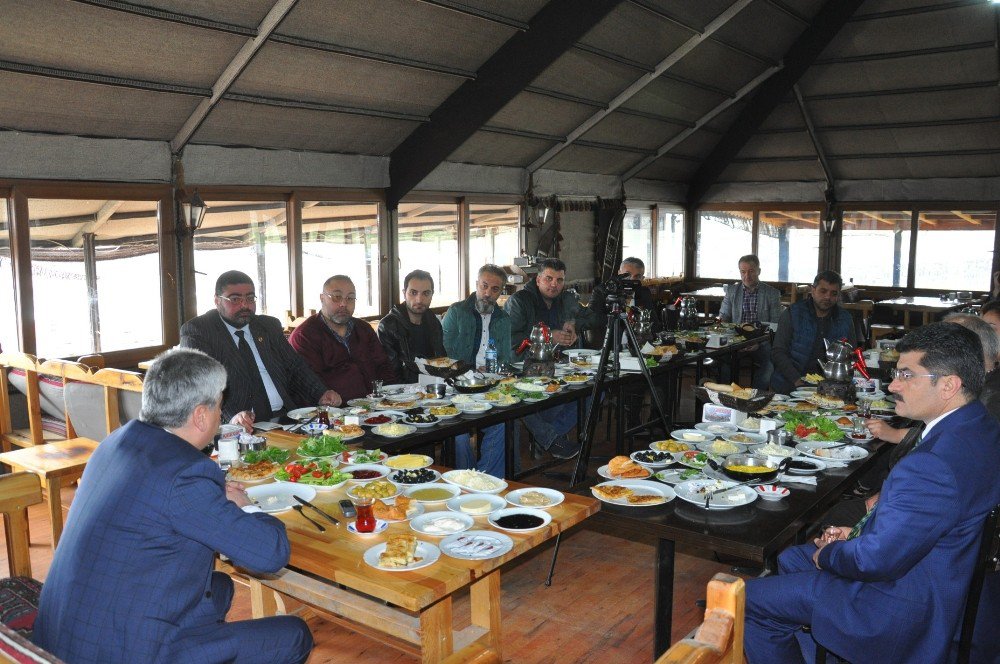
left=180, top=191, right=207, bottom=234
left=821, top=211, right=837, bottom=234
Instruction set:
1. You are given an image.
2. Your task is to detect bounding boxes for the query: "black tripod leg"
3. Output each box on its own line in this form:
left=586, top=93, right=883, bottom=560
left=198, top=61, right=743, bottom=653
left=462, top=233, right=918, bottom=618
left=571, top=314, right=620, bottom=486
left=621, top=322, right=671, bottom=436
left=545, top=532, right=561, bottom=586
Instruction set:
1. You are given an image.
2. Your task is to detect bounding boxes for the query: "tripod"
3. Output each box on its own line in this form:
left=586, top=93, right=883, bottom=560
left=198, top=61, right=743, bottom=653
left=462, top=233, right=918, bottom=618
left=572, top=294, right=672, bottom=485
left=544, top=294, right=673, bottom=586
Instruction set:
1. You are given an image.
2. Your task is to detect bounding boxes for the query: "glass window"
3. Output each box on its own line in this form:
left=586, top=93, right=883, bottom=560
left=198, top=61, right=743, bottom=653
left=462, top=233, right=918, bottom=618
left=655, top=209, right=685, bottom=277
left=301, top=201, right=381, bottom=317
left=398, top=203, right=460, bottom=306
left=757, top=211, right=821, bottom=283
left=0, top=200, right=17, bottom=353
left=914, top=211, right=997, bottom=291
left=622, top=208, right=653, bottom=271
left=193, top=201, right=290, bottom=318
left=841, top=211, right=912, bottom=287
left=27, top=198, right=163, bottom=357
left=696, top=211, right=752, bottom=278
left=468, top=203, right=519, bottom=291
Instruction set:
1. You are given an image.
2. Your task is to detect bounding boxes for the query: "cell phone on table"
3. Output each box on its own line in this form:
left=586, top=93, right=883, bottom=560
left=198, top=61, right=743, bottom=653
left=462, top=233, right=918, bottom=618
left=339, top=500, right=356, bottom=518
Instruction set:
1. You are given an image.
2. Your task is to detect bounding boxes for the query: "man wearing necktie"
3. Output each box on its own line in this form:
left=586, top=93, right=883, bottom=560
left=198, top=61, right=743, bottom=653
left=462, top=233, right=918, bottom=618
left=181, top=271, right=339, bottom=429
left=744, top=322, right=1000, bottom=663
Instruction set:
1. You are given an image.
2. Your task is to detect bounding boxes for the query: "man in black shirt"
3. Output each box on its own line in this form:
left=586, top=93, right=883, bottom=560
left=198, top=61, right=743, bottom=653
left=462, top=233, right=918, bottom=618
left=378, top=270, right=446, bottom=383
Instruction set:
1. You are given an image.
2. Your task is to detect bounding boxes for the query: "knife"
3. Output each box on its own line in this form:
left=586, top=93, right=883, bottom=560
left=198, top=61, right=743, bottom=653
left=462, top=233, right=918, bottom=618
left=293, top=495, right=340, bottom=526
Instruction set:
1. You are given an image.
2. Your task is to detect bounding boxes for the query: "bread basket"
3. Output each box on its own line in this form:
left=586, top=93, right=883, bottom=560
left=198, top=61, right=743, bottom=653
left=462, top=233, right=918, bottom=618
left=695, top=386, right=775, bottom=413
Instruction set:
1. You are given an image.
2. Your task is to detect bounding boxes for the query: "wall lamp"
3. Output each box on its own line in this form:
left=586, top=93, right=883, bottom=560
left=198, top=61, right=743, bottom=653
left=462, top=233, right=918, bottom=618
left=179, top=191, right=207, bottom=236
left=821, top=212, right=837, bottom=234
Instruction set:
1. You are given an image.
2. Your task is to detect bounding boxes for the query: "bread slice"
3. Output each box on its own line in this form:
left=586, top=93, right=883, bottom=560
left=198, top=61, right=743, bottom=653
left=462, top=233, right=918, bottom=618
left=627, top=494, right=665, bottom=505
left=593, top=485, right=634, bottom=500
left=380, top=534, right=419, bottom=568
left=608, top=455, right=649, bottom=478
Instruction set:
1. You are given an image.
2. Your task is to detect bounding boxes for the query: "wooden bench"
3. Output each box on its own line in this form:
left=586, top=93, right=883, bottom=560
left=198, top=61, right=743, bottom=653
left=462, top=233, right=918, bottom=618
left=656, top=573, right=745, bottom=664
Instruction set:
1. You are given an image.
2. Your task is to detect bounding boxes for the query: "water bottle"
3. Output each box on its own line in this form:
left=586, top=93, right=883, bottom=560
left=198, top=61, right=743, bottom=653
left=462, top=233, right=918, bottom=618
left=485, top=338, right=498, bottom=373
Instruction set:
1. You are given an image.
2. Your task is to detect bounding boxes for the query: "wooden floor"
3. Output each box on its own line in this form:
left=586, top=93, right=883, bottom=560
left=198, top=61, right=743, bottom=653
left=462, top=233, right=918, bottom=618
left=3, top=366, right=756, bottom=662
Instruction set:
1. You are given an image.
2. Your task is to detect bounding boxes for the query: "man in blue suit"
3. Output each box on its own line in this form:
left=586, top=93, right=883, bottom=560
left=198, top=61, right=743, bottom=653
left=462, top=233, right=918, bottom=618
left=745, top=322, right=1000, bottom=663
left=33, top=348, right=312, bottom=664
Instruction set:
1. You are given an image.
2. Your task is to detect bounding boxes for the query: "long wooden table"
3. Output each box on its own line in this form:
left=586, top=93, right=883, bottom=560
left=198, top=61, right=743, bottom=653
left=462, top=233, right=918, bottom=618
left=876, top=296, right=983, bottom=329
left=247, top=432, right=600, bottom=662
left=578, top=438, right=889, bottom=660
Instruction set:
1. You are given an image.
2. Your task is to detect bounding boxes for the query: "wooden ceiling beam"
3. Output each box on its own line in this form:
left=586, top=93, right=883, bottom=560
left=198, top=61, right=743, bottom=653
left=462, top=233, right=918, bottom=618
left=385, top=0, right=624, bottom=209
left=684, top=0, right=866, bottom=208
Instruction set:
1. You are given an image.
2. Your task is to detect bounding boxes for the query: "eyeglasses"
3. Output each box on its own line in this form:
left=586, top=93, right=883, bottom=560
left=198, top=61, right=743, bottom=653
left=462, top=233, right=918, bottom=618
left=890, top=368, right=940, bottom=382
left=218, top=294, right=257, bottom=305
left=322, top=292, right=357, bottom=304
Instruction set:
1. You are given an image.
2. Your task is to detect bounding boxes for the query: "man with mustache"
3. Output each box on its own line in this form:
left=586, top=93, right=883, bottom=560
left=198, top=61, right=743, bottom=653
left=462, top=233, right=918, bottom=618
left=441, top=264, right=511, bottom=476
left=289, top=275, right=397, bottom=403
left=771, top=270, right=856, bottom=395
left=180, top=270, right=338, bottom=429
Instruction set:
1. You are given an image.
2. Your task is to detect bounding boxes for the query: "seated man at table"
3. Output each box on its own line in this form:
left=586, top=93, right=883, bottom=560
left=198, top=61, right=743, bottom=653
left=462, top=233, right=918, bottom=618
left=589, top=257, right=661, bottom=334
left=718, top=254, right=782, bottom=389
left=33, top=348, right=312, bottom=664
left=378, top=269, right=446, bottom=384
left=770, top=270, right=856, bottom=395
left=181, top=270, right=339, bottom=429
left=505, top=258, right=596, bottom=459
left=442, top=264, right=510, bottom=476
left=289, top=275, right=397, bottom=403
left=744, top=322, right=1000, bottom=663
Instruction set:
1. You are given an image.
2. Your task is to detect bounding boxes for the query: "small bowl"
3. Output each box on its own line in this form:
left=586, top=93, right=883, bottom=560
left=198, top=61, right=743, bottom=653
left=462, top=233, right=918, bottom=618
left=754, top=485, right=790, bottom=501
left=341, top=463, right=390, bottom=484
left=405, top=482, right=462, bottom=504
left=301, top=422, right=329, bottom=436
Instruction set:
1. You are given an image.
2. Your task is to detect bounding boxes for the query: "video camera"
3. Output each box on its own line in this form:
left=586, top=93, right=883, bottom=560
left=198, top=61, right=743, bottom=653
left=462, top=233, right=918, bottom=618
left=602, top=273, right=642, bottom=301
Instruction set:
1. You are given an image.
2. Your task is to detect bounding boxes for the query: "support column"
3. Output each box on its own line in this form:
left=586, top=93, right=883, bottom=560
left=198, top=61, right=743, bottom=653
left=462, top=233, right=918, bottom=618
left=777, top=226, right=789, bottom=282
left=82, top=232, right=100, bottom=353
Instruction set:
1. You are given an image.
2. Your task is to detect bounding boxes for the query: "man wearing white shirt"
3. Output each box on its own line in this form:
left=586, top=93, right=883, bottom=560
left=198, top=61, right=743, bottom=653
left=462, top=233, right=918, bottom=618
left=180, top=270, right=339, bottom=430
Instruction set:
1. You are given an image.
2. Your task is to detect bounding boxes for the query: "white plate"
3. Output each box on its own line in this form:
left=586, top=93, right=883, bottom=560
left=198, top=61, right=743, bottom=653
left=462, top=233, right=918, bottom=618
left=347, top=519, right=389, bottom=536
left=488, top=507, right=552, bottom=533
left=404, top=482, right=462, bottom=504
left=403, top=416, right=440, bottom=428
left=796, top=442, right=870, bottom=462
left=694, top=422, right=738, bottom=435
left=672, top=450, right=714, bottom=470
left=458, top=402, right=493, bottom=414
left=342, top=464, right=391, bottom=483
left=388, top=468, right=442, bottom=485
left=591, top=480, right=675, bottom=507
left=654, top=468, right=705, bottom=485
left=563, top=349, right=599, bottom=359
left=410, top=512, right=476, bottom=537
left=670, top=429, right=713, bottom=444
left=274, top=475, right=349, bottom=492
left=342, top=449, right=388, bottom=465
left=346, top=480, right=401, bottom=501
left=384, top=454, right=434, bottom=470
left=226, top=464, right=279, bottom=484
left=674, top=479, right=757, bottom=510
left=650, top=440, right=696, bottom=453
left=363, top=540, right=440, bottom=572
left=785, top=457, right=827, bottom=474
left=513, top=382, right=547, bottom=393
left=696, top=440, right=745, bottom=456
left=724, top=432, right=767, bottom=445
left=346, top=398, right=376, bottom=408
left=440, top=530, right=514, bottom=560
left=441, top=469, right=507, bottom=494
left=425, top=407, right=461, bottom=420
left=325, top=427, right=365, bottom=442
left=791, top=388, right=818, bottom=397
left=504, top=487, right=564, bottom=510
left=287, top=407, right=323, bottom=421
left=629, top=450, right=675, bottom=468
left=748, top=443, right=800, bottom=459
left=754, top=485, right=789, bottom=501
left=597, top=464, right=653, bottom=480
left=246, top=484, right=317, bottom=513
left=361, top=413, right=398, bottom=427
left=372, top=423, right=418, bottom=438
left=446, top=493, right=507, bottom=515
left=843, top=432, right=875, bottom=444
left=483, top=395, right=521, bottom=408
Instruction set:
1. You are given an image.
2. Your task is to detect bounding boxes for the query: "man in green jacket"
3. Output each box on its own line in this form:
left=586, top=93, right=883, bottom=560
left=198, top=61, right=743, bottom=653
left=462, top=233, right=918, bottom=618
left=441, top=264, right=511, bottom=476
left=505, top=258, right=594, bottom=459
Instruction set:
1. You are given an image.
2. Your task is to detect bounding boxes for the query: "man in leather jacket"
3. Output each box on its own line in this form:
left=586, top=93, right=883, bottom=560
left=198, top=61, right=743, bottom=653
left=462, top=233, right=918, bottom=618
left=378, top=270, right=446, bottom=383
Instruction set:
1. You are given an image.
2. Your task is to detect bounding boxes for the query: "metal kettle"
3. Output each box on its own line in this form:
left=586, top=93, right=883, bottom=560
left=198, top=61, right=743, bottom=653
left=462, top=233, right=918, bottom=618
left=817, top=359, right=852, bottom=381
left=517, top=322, right=557, bottom=361
left=823, top=338, right=853, bottom=362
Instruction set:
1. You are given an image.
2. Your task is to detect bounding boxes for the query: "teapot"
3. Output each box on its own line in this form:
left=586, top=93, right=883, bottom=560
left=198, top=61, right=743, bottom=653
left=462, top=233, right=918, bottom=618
left=823, top=338, right=854, bottom=361
left=515, top=322, right=558, bottom=361
left=817, top=359, right=852, bottom=381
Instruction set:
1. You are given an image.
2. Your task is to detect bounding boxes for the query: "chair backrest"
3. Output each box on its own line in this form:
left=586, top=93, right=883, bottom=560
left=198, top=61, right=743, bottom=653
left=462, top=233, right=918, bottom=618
left=36, top=360, right=95, bottom=440
left=75, top=354, right=105, bottom=370
left=656, top=573, right=745, bottom=664
left=957, top=503, right=1000, bottom=664
left=0, top=353, right=45, bottom=448
left=88, top=369, right=144, bottom=434
left=0, top=472, right=43, bottom=578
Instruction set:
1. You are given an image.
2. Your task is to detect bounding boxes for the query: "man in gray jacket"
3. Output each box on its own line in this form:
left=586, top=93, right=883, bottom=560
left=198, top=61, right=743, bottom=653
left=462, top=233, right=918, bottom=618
left=718, top=254, right=783, bottom=389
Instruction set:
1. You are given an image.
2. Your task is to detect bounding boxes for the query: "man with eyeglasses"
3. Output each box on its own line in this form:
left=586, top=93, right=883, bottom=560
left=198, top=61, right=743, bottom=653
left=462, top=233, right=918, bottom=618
left=180, top=270, right=338, bottom=429
left=744, top=322, right=1000, bottom=663
left=289, top=275, right=396, bottom=403
left=441, top=264, right=512, bottom=476
left=377, top=269, right=446, bottom=384
left=771, top=270, right=856, bottom=395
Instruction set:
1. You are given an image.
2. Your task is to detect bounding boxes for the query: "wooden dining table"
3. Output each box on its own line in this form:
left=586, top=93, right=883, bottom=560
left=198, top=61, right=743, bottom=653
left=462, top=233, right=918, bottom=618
left=875, top=296, right=983, bottom=329
left=238, top=432, right=600, bottom=663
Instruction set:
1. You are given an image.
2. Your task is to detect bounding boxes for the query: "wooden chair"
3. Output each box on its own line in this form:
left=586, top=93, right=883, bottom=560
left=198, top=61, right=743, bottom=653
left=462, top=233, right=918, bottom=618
left=0, top=353, right=46, bottom=451
left=36, top=360, right=95, bottom=440
left=75, top=354, right=105, bottom=370
left=88, top=369, right=144, bottom=434
left=0, top=472, right=42, bottom=578
left=656, top=573, right=745, bottom=664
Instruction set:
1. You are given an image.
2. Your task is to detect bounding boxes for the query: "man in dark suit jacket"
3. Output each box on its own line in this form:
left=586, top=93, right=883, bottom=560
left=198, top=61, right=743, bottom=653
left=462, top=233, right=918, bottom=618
left=745, top=323, right=1000, bottom=663
left=33, top=348, right=312, bottom=663
left=180, top=270, right=339, bottom=427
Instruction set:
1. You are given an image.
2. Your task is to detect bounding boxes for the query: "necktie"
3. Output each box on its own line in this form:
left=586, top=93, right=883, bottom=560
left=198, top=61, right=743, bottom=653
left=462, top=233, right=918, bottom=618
left=848, top=503, right=876, bottom=540
left=234, top=330, right=273, bottom=420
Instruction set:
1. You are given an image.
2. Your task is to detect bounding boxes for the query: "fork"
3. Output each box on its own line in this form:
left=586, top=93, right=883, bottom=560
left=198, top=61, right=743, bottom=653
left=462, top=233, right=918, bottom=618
left=293, top=505, right=326, bottom=532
